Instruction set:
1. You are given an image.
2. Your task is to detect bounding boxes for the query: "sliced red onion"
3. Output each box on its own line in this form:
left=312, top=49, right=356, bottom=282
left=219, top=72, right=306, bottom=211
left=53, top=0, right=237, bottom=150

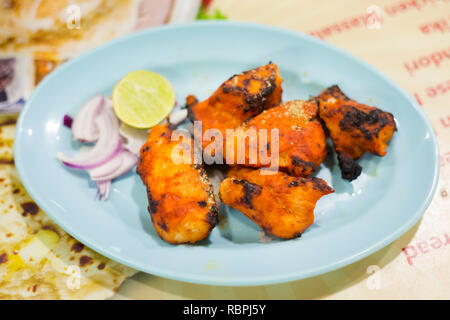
left=58, top=106, right=121, bottom=169
left=71, top=94, right=105, bottom=142
left=258, top=231, right=273, bottom=243
left=90, top=151, right=137, bottom=182
left=105, top=181, right=111, bottom=199
left=208, top=168, right=226, bottom=195
left=63, top=114, right=73, bottom=129
left=169, top=109, right=188, bottom=127
left=97, top=180, right=111, bottom=200
left=88, top=151, right=124, bottom=180
left=97, top=181, right=105, bottom=197
left=60, top=93, right=140, bottom=201
left=119, top=123, right=149, bottom=155
left=104, top=97, right=113, bottom=109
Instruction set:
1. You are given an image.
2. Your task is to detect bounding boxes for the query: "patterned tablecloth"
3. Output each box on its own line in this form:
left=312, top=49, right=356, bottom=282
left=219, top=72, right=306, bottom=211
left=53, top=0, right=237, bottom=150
left=115, top=0, right=450, bottom=299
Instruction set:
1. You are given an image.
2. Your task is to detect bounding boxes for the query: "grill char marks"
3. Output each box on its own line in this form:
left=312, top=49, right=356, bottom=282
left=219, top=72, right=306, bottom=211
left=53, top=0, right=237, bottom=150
left=337, top=151, right=362, bottom=181
left=225, top=99, right=327, bottom=177
left=222, top=71, right=277, bottom=114
left=231, top=178, right=263, bottom=209
left=188, top=63, right=283, bottom=153
left=291, top=156, right=317, bottom=177
left=137, top=124, right=218, bottom=244
left=316, top=85, right=396, bottom=181
left=186, top=94, right=199, bottom=122
left=219, top=167, right=333, bottom=239
left=339, top=105, right=395, bottom=140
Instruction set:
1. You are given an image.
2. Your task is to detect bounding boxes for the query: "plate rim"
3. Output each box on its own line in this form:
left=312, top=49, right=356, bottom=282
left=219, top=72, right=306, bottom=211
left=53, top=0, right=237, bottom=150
left=14, top=21, right=440, bottom=286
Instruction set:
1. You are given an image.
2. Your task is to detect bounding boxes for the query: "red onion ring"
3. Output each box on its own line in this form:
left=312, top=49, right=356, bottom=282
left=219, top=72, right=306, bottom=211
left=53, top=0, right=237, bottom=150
left=71, top=95, right=105, bottom=142
left=91, top=151, right=138, bottom=182
left=119, top=123, right=149, bottom=155
left=88, top=150, right=124, bottom=180
left=58, top=106, right=121, bottom=169
left=96, top=180, right=111, bottom=200
left=60, top=94, right=140, bottom=200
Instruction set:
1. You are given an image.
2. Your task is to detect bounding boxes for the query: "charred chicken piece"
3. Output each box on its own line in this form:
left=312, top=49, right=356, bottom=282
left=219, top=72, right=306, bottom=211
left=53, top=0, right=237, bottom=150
left=219, top=167, right=334, bottom=239
left=137, top=124, right=218, bottom=244
left=188, top=62, right=283, bottom=151
left=225, top=99, right=327, bottom=177
left=316, top=85, right=396, bottom=181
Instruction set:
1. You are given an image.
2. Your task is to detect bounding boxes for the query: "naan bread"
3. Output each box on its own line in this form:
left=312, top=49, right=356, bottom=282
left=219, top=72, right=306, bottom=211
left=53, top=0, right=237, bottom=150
left=0, top=121, right=15, bottom=163
left=0, top=0, right=140, bottom=59
left=0, top=122, right=137, bottom=299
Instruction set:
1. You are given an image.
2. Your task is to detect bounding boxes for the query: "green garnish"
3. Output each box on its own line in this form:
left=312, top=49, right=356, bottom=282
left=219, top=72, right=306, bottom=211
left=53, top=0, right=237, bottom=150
left=196, top=5, right=227, bottom=20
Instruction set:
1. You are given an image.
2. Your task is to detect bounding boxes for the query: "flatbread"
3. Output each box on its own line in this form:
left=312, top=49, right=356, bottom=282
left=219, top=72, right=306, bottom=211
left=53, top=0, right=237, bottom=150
left=0, top=0, right=140, bottom=59
left=0, top=122, right=137, bottom=299
left=0, top=122, right=15, bottom=163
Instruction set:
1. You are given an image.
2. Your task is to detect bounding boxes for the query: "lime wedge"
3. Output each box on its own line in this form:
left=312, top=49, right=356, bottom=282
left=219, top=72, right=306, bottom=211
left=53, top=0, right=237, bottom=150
left=112, top=70, right=175, bottom=129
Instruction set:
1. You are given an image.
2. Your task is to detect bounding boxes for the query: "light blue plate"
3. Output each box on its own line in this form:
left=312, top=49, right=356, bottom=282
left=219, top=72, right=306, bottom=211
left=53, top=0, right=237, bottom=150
left=14, top=22, right=439, bottom=286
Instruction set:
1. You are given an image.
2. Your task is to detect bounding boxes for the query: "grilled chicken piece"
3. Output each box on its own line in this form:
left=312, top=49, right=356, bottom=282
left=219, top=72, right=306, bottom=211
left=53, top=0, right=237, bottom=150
left=219, top=167, right=334, bottom=239
left=316, top=85, right=396, bottom=181
left=188, top=62, right=283, bottom=151
left=225, top=100, right=327, bottom=177
left=137, top=124, right=218, bottom=244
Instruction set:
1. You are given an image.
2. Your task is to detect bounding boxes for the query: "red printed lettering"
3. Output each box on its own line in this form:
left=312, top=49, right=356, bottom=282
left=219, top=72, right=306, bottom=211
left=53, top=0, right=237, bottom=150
left=402, top=246, right=417, bottom=265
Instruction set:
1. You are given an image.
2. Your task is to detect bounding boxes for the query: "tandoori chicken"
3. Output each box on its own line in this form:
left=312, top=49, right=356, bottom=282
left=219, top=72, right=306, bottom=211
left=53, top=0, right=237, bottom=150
left=137, top=123, right=218, bottom=244
left=219, top=167, right=334, bottom=239
left=188, top=62, right=283, bottom=153
left=225, top=99, right=327, bottom=176
left=316, top=85, right=396, bottom=181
